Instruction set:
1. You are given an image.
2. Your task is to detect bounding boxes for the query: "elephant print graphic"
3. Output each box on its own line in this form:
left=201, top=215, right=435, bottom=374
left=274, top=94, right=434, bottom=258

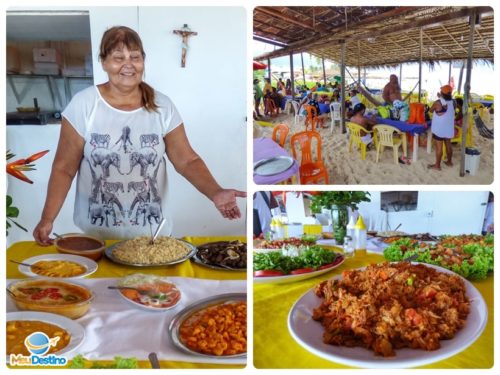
left=85, top=126, right=163, bottom=228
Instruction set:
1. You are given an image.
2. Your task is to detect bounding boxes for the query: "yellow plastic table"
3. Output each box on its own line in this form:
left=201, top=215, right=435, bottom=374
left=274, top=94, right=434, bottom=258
left=7, top=237, right=246, bottom=369
left=254, top=253, right=493, bottom=369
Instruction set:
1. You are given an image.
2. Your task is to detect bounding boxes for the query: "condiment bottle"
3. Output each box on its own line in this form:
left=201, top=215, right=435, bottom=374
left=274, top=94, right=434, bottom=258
left=354, top=215, right=367, bottom=256
left=343, top=235, right=354, bottom=258
left=346, top=215, right=356, bottom=239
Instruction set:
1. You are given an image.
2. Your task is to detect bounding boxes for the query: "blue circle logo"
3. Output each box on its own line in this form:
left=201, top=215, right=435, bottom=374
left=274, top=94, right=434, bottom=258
left=24, top=332, right=59, bottom=356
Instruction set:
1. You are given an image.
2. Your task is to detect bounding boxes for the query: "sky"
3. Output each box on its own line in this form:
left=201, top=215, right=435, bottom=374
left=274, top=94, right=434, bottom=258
left=253, top=40, right=495, bottom=97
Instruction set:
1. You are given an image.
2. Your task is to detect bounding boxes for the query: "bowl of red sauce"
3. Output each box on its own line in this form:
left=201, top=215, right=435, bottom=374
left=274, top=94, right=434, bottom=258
left=54, top=233, right=106, bottom=261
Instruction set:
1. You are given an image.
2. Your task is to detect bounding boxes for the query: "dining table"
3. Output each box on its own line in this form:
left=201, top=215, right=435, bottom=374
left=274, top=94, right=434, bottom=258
left=253, top=137, right=300, bottom=185
left=253, top=248, right=493, bottom=369
left=6, top=236, right=246, bottom=369
left=374, top=117, right=430, bottom=162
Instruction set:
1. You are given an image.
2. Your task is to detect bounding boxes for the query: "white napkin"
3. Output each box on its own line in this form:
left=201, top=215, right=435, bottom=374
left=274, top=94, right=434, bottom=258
left=7, top=277, right=247, bottom=364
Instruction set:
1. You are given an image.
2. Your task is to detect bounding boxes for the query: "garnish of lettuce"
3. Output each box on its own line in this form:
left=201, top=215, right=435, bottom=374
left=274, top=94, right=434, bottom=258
left=69, top=354, right=138, bottom=369
left=383, top=237, right=493, bottom=280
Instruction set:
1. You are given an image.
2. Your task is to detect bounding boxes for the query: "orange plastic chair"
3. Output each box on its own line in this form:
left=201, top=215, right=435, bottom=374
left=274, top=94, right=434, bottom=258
left=408, top=103, right=426, bottom=124
left=264, top=98, right=279, bottom=117
left=303, top=105, right=318, bottom=131
left=290, top=131, right=329, bottom=184
left=272, top=123, right=290, bottom=148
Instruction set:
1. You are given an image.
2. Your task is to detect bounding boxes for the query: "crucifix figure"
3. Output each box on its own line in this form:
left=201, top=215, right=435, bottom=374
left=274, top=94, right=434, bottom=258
left=173, top=24, right=197, bottom=68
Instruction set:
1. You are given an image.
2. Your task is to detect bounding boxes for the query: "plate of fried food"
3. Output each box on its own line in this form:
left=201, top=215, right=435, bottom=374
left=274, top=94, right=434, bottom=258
left=288, top=262, right=487, bottom=368
left=169, top=293, right=247, bottom=362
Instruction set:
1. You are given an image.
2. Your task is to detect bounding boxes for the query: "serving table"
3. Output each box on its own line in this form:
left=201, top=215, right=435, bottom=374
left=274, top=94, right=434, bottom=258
left=254, top=251, right=493, bottom=369
left=6, top=236, right=246, bottom=369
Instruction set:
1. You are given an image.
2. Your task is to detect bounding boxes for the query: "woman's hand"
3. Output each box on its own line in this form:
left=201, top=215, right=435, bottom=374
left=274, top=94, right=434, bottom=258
left=212, top=189, right=247, bottom=220
left=33, top=219, right=54, bottom=246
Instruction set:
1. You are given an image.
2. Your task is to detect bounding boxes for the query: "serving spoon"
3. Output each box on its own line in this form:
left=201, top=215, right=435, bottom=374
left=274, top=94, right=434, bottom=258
left=9, top=259, right=41, bottom=269
left=150, top=218, right=166, bottom=245
left=107, top=286, right=153, bottom=296
left=53, top=232, right=64, bottom=240
left=148, top=352, right=161, bottom=369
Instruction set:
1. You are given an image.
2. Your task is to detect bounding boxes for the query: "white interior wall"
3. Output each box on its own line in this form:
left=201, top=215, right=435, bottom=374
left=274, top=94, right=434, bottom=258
left=6, top=6, right=246, bottom=246
left=357, top=191, right=489, bottom=235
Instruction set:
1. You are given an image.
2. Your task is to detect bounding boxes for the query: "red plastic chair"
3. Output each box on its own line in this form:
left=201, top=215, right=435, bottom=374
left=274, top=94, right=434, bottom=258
left=303, top=105, right=318, bottom=131
left=290, top=131, right=329, bottom=184
left=264, top=98, right=279, bottom=117
left=272, top=123, right=290, bottom=148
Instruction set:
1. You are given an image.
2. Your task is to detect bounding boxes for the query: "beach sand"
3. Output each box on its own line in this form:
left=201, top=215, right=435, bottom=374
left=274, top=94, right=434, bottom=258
left=254, top=110, right=493, bottom=185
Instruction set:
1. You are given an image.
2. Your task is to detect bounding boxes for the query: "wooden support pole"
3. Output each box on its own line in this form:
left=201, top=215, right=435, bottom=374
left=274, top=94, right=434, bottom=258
left=357, top=40, right=361, bottom=85
left=460, top=9, right=476, bottom=177
left=267, top=58, right=271, bottom=82
left=322, top=58, right=327, bottom=85
left=458, top=61, right=465, bottom=94
left=448, top=61, right=452, bottom=83
left=301, top=53, right=306, bottom=88
left=418, top=28, right=423, bottom=102
left=290, top=52, right=295, bottom=96
left=341, top=41, right=346, bottom=134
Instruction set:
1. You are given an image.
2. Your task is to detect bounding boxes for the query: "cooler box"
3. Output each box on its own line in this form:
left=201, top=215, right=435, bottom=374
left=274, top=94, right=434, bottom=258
left=465, top=147, right=481, bottom=175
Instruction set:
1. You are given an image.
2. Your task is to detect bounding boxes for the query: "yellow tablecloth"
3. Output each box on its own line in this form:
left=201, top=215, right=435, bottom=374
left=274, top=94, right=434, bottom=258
left=254, top=253, right=494, bottom=369
left=7, top=237, right=246, bottom=369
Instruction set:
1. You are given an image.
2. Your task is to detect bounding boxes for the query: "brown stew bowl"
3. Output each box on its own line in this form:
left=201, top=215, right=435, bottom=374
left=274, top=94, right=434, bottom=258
left=54, top=233, right=106, bottom=261
left=7, top=279, right=93, bottom=319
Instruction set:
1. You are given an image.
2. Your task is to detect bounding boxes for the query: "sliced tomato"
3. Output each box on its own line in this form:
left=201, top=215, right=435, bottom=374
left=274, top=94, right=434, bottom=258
left=254, top=270, right=285, bottom=277
left=290, top=267, right=314, bottom=275
left=319, top=256, right=344, bottom=270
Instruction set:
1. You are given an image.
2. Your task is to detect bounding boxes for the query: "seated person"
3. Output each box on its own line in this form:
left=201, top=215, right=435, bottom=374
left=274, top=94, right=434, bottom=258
left=306, top=93, right=329, bottom=128
left=270, top=87, right=283, bottom=111
left=453, top=98, right=464, bottom=137
left=350, top=89, right=361, bottom=107
left=349, top=103, right=377, bottom=144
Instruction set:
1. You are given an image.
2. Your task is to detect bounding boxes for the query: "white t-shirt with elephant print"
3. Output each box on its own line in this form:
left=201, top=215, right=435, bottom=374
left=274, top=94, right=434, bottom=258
left=62, top=86, right=182, bottom=240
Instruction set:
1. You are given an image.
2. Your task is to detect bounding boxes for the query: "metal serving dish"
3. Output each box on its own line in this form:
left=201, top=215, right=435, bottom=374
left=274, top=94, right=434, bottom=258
left=191, top=241, right=247, bottom=272
left=253, top=156, right=294, bottom=176
left=104, top=239, right=197, bottom=267
left=169, top=293, right=247, bottom=359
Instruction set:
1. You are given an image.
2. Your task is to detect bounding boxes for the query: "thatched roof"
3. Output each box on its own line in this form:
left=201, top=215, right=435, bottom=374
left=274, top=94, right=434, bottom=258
left=253, top=6, right=494, bottom=67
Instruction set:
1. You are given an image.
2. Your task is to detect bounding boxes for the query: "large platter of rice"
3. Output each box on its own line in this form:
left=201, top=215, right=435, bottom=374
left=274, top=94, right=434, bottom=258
left=105, top=236, right=196, bottom=266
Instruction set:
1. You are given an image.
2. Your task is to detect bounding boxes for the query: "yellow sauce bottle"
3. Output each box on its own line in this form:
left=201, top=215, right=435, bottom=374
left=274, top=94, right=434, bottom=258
left=354, top=215, right=367, bottom=256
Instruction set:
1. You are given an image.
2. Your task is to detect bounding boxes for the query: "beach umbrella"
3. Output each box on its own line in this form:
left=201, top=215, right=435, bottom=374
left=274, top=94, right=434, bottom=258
left=253, top=61, right=267, bottom=70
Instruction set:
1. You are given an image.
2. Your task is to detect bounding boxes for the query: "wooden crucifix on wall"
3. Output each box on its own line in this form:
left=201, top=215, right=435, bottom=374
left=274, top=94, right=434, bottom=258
left=173, top=24, right=197, bottom=68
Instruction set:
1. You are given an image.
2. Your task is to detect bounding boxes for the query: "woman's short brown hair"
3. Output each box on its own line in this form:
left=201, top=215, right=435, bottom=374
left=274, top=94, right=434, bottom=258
left=99, top=26, right=158, bottom=112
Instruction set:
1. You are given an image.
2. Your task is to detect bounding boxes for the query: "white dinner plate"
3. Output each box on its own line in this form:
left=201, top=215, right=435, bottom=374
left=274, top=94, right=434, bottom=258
left=253, top=256, right=344, bottom=285
left=114, top=274, right=182, bottom=312
left=288, top=263, right=488, bottom=368
left=17, top=254, right=98, bottom=279
left=6, top=311, right=85, bottom=361
left=253, top=156, right=294, bottom=176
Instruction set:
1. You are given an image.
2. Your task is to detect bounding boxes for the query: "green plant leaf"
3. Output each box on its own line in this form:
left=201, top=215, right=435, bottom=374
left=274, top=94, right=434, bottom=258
left=7, top=207, right=19, bottom=218
left=6, top=195, right=13, bottom=207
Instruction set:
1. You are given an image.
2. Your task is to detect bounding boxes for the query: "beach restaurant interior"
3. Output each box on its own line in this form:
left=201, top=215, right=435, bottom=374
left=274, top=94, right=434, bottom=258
left=252, top=6, right=494, bottom=185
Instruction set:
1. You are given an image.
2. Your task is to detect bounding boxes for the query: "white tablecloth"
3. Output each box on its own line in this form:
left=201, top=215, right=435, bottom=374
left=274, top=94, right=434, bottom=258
left=7, top=277, right=247, bottom=364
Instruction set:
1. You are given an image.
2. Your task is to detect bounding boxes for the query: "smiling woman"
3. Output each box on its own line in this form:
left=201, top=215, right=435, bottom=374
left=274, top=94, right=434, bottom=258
left=32, top=25, right=246, bottom=245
